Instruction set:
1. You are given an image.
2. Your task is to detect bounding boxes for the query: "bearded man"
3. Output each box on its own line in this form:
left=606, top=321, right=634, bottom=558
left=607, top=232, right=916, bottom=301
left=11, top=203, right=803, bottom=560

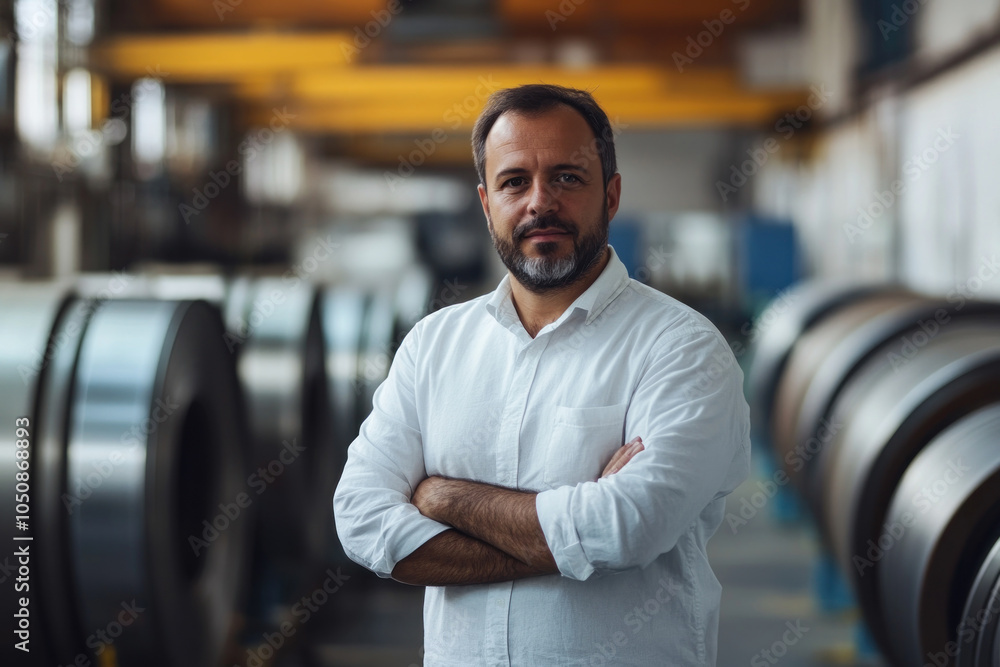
left=334, top=83, right=750, bottom=667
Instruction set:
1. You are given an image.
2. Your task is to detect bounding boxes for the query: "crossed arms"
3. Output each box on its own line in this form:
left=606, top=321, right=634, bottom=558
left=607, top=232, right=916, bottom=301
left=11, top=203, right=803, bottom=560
left=333, top=325, right=750, bottom=587
left=392, top=437, right=644, bottom=586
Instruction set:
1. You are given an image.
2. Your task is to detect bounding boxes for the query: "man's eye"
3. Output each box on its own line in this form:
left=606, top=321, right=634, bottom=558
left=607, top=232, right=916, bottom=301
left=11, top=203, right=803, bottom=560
left=503, top=177, right=526, bottom=188
left=557, top=173, right=581, bottom=184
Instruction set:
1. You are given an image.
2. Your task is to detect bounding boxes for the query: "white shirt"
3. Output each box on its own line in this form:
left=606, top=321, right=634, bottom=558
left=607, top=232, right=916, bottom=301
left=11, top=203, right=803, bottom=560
left=334, top=246, right=751, bottom=666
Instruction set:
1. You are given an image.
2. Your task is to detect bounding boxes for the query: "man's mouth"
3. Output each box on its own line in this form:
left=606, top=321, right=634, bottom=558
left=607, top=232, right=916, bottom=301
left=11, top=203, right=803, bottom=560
left=523, top=228, right=570, bottom=241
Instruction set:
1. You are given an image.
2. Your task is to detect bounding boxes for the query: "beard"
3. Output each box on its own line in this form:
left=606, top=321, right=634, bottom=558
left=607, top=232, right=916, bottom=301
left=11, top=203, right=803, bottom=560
left=488, top=201, right=610, bottom=294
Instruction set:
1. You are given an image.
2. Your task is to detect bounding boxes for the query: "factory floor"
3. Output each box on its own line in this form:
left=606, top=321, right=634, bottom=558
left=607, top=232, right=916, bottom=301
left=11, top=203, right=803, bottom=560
left=710, top=465, right=882, bottom=667
left=274, top=454, right=885, bottom=667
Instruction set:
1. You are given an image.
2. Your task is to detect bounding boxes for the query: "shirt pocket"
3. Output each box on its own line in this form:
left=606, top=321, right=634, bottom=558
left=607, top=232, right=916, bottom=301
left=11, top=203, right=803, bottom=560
left=543, top=403, right=628, bottom=489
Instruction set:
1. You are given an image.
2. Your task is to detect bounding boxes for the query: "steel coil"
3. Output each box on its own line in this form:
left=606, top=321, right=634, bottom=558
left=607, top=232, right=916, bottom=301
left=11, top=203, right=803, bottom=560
left=33, top=295, right=96, bottom=666
left=0, top=282, right=78, bottom=666
left=746, top=281, right=892, bottom=445
left=772, top=297, right=1000, bottom=495
left=749, top=282, right=1000, bottom=666
left=817, top=326, right=1000, bottom=659
left=880, top=404, right=1000, bottom=667
left=771, top=292, right=923, bottom=473
left=958, top=537, right=1000, bottom=667
left=393, top=265, right=434, bottom=341
left=357, top=288, right=396, bottom=427
left=229, top=278, right=331, bottom=569
left=1, top=286, right=249, bottom=667
left=322, top=288, right=365, bottom=474
left=66, top=299, right=249, bottom=667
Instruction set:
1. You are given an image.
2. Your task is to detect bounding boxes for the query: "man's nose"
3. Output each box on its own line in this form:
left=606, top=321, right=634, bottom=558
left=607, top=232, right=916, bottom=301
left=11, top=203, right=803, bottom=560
left=526, top=179, right=558, bottom=217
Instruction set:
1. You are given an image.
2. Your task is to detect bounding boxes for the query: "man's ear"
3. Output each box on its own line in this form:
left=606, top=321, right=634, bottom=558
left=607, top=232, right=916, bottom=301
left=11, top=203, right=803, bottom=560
left=478, top=183, right=490, bottom=223
left=605, top=173, right=622, bottom=222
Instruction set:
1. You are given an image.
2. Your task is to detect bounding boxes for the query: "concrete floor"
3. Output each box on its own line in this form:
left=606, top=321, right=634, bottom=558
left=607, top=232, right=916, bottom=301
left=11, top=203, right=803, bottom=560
left=709, top=465, right=883, bottom=667
left=272, top=455, right=887, bottom=667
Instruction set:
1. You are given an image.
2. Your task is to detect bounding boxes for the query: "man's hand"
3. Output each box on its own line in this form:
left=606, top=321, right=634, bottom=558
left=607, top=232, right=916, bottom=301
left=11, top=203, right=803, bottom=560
left=601, top=436, right=644, bottom=477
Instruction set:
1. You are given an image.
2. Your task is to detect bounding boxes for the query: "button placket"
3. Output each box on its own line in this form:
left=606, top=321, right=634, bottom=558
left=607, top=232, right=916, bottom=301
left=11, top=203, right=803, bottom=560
left=485, top=337, right=550, bottom=667
left=495, top=338, right=549, bottom=490
left=484, top=581, right=513, bottom=665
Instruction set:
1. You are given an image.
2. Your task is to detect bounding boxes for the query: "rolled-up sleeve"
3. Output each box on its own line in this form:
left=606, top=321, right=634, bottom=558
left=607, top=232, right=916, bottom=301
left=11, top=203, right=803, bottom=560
left=536, top=327, right=751, bottom=581
left=333, top=323, right=450, bottom=577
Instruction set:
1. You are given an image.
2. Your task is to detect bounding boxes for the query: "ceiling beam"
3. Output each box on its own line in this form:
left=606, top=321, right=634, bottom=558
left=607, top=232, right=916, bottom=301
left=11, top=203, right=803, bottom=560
left=91, top=34, right=809, bottom=138
left=242, top=87, right=808, bottom=134
left=232, top=64, right=742, bottom=104
left=91, top=32, right=354, bottom=81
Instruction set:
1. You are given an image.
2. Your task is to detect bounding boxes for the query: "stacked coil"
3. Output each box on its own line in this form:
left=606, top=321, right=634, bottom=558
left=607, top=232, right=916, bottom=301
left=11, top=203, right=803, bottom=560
left=0, top=283, right=248, bottom=667
left=749, top=282, right=1000, bottom=667
left=0, top=267, right=434, bottom=665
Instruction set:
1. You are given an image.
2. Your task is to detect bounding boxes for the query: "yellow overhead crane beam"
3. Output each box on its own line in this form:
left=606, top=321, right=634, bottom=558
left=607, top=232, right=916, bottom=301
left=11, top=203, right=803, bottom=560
left=233, top=63, right=808, bottom=131
left=92, top=35, right=740, bottom=93
left=91, top=33, right=809, bottom=135
left=231, top=65, right=744, bottom=103
left=242, top=88, right=809, bottom=134
left=90, top=32, right=355, bottom=81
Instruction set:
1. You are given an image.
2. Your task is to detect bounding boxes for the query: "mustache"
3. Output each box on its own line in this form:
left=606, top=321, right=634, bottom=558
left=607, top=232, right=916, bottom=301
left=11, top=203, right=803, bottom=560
left=512, top=216, right=577, bottom=243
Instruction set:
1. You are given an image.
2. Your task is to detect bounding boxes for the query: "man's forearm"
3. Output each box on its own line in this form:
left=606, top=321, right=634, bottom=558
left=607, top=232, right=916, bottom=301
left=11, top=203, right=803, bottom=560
left=413, top=478, right=557, bottom=571
left=404, top=440, right=644, bottom=581
left=391, top=529, right=555, bottom=586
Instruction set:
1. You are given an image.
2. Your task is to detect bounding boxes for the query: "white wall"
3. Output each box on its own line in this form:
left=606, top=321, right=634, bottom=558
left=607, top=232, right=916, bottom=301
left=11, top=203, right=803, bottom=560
left=898, top=44, right=1000, bottom=297
left=914, top=0, right=1000, bottom=64
left=751, top=4, right=1000, bottom=299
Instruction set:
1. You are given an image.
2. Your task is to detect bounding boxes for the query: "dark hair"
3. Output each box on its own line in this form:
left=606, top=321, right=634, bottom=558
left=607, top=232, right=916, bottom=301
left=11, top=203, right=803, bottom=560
left=471, top=84, right=618, bottom=188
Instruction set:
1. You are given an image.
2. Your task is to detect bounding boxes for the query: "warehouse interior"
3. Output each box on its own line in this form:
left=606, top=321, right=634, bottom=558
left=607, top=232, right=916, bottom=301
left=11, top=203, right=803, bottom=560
left=2, top=0, right=1000, bottom=665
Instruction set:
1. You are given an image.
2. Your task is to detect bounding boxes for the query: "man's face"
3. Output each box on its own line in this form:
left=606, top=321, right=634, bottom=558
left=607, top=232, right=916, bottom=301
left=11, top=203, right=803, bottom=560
left=477, top=104, right=622, bottom=294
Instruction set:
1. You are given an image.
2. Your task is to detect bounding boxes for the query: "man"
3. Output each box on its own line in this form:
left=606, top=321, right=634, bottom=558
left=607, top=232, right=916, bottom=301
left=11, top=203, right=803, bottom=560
left=334, top=84, right=750, bottom=666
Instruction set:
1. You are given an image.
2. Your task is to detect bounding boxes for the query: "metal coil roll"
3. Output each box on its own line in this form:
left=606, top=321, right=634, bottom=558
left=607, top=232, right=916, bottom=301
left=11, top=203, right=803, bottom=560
left=958, top=537, right=1000, bottom=667
left=1, top=267, right=431, bottom=662
left=322, top=289, right=365, bottom=470
left=751, top=281, right=1000, bottom=667
left=0, top=286, right=249, bottom=667
left=770, top=292, right=924, bottom=473
left=322, top=276, right=431, bottom=569
left=393, top=265, right=434, bottom=341
left=746, top=281, right=892, bottom=445
left=880, top=404, right=1000, bottom=667
left=80, top=272, right=338, bottom=573
left=67, top=299, right=249, bottom=667
left=34, top=295, right=97, bottom=666
left=0, top=283, right=78, bottom=666
left=228, top=278, right=332, bottom=570
left=819, top=326, right=1000, bottom=657
left=776, top=297, right=1000, bottom=503
left=357, top=287, right=397, bottom=427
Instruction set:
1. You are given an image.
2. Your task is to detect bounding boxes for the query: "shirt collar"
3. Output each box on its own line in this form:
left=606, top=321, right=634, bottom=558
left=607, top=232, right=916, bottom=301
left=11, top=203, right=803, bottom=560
left=485, top=245, right=632, bottom=332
